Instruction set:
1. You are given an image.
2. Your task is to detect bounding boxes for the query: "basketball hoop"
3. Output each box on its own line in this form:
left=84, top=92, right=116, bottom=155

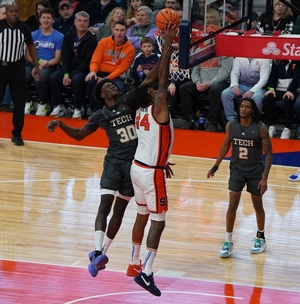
left=154, top=26, right=217, bottom=81
left=154, top=29, right=191, bottom=82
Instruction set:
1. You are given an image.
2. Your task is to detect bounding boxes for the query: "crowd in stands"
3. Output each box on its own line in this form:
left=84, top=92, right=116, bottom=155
left=1, top=0, right=300, bottom=139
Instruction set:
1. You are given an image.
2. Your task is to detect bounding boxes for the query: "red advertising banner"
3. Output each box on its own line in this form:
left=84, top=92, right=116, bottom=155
left=215, top=30, right=300, bottom=60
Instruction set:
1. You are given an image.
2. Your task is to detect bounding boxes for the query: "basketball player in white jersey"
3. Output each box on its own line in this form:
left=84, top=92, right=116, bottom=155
left=126, top=23, right=177, bottom=297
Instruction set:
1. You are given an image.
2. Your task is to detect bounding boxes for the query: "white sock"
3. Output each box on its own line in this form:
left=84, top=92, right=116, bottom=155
left=102, top=236, right=113, bottom=255
left=143, top=249, right=156, bottom=276
left=95, top=230, right=105, bottom=251
left=130, top=243, right=141, bottom=264
left=226, top=232, right=233, bottom=242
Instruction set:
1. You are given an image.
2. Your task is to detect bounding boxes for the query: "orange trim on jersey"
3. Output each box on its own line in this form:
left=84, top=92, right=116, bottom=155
left=154, top=169, right=168, bottom=213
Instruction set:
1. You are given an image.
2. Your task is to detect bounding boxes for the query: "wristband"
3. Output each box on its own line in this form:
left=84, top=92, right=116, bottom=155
left=38, top=59, right=42, bottom=64
left=210, top=165, right=218, bottom=174
left=64, top=73, right=69, bottom=77
left=267, top=87, right=274, bottom=90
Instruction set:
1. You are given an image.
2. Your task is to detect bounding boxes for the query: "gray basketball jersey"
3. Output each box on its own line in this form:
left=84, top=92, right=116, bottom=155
left=229, top=120, right=264, bottom=173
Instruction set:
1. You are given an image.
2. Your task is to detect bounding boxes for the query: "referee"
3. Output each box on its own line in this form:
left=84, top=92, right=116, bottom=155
left=0, top=2, right=40, bottom=146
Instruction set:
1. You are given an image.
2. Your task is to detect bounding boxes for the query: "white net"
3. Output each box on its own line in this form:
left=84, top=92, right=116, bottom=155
left=155, top=31, right=191, bottom=82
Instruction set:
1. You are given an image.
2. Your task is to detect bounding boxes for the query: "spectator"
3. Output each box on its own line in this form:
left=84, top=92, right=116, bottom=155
left=151, top=0, right=180, bottom=24
left=25, top=0, right=53, bottom=32
left=131, top=37, right=160, bottom=86
left=24, top=8, right=63, bottom=116
left=127, top=6, right=158, bottom=54
left=53, top=0, right=88, bottom=17
left=53, top=0, right=75, bottom=34
left=263, top=60, right=300, bottom=139
left=206, top=8, right=221, bottom=27
left=0, top=2, right=40, bottom=146
left=221, top=57, right=271, bottom=122
left=85, top=20, right=135, bottom=112
left=49, top=11, right=98, bottom=119
left=86, top=0, right=118, bottom=27
left=180, top=56, right=233, bottom=131
left=126, top=0, right=144, bottom=27
left=96, top=7, right=125, bottom=42
left=257, top=0, right=294, bottom=34
left=251, top=11, right=260, bottom=30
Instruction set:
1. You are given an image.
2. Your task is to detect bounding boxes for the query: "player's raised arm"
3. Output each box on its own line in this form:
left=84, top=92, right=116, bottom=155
left=153, top=23, right=177, bottom=123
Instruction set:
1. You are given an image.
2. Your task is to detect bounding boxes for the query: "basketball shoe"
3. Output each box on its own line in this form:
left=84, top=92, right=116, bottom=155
left=219, top=241, right=233, bottom=258
left=126, top=260, right=142, bottom=277
left=88, top=250, right=109, bottom=277
left=250, top=238, right=266, bottom=254
left=134, top=272, right=161, bottom=297
left=289, top=170, right=300, bottom=181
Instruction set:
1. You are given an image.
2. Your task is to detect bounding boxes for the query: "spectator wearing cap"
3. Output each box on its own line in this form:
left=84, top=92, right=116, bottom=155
left=53, top=0, right=88, bottom=18
left=53, top=0, right=75, bottom=34
left=251, top=11, right=260, bottom=30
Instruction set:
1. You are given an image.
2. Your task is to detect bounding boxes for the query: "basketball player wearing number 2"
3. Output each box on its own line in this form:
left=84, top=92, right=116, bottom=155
left=127, top=23, right=177, bottom=297
left=207, top=98, right=273, bottom=258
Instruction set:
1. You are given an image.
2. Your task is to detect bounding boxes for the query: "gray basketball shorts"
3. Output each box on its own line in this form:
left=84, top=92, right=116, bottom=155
left=100, top=156, right=134, bottom=197
left=228, top=165, right=263, bottom=196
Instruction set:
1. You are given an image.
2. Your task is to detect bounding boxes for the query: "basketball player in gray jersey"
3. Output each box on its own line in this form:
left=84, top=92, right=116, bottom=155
left=207, top=98, right=273, bottom=258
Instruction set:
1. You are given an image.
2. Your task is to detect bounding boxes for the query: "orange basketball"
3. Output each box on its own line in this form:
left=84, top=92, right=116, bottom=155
left=155, top=8, right=180, bottom=31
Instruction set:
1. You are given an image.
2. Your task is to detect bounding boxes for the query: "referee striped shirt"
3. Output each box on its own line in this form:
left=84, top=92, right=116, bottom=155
left=0, top=19, right=33, bottom=62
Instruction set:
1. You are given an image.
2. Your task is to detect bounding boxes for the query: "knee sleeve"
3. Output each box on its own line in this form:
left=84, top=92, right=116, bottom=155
left=137, top=204, right=150, bottom=215
left=117, top=192, right=132, bottom=202
left=150, top=211, right=166, bottom=221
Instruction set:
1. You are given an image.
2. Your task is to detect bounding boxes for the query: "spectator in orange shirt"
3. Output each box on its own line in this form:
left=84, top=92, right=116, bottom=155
left=85, top=20, right=135, bottom=112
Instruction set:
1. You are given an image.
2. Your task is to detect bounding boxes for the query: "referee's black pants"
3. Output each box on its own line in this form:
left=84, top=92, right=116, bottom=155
left=0, top=59, right=30, bottom=138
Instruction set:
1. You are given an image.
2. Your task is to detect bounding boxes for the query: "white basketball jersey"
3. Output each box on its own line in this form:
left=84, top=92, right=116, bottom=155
left=134, top=105, right=174, bottom=167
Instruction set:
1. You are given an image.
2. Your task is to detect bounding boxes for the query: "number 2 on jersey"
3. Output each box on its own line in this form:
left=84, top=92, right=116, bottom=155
left=239, top=147, right=248, bottom=159
left=135, top=113, right=150, bottom=131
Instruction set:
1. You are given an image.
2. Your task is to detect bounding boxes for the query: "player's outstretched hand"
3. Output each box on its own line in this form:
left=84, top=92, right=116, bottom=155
left=161, top=22, right=177, bottom=44
left=165, top=162, right=175, bottom=179
left=47, top=120, right=60, bottom=132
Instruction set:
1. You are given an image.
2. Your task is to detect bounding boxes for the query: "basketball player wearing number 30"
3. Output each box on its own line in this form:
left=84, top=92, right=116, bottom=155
left=207, top=98, right=273, bottom=258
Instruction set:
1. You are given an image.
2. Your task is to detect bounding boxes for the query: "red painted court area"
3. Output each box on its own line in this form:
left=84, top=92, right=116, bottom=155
left=1, top=260, right=299, bottom=304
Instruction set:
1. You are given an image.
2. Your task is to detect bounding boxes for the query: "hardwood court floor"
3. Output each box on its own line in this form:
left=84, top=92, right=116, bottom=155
left=1, top=132, right=300, bottom=303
